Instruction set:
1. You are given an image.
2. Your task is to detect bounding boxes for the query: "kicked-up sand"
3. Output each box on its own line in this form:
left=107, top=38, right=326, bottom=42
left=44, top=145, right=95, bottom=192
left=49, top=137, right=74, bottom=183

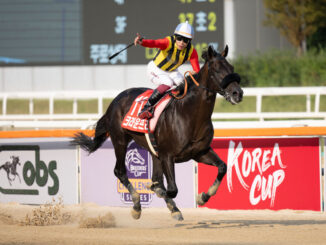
left=0, top=202, right=326, bottom=245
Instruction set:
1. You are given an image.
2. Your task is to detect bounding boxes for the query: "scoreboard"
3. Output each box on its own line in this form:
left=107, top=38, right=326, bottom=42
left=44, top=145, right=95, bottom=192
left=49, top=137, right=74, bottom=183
left=0, top=0, right=224, bottom=66
left=84, top=0, right=224, bottom=65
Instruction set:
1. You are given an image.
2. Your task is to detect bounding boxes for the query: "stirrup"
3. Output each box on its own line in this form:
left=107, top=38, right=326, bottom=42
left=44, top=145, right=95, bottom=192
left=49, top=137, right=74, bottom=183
left=138, top=107, right=154, bottom=119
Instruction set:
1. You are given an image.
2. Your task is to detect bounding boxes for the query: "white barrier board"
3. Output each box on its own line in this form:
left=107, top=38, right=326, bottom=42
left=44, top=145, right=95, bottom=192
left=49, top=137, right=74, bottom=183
left=0, top=138, right=78, bottom=204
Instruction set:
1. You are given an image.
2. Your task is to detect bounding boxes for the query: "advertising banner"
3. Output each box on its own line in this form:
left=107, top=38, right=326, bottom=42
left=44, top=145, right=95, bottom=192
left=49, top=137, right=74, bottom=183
left=198, top=137, right=321, bottom=211
left=0, top=138, right=78, bottom=204
left=81, top=140, right=195, bottom=208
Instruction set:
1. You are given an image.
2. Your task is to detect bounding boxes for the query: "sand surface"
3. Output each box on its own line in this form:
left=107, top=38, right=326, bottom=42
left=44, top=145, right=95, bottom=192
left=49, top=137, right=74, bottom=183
left=1, top=202, right=326, bottom=245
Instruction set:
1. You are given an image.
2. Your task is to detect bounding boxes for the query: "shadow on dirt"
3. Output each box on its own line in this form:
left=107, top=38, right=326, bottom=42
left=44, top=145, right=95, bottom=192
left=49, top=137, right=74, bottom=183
left=175, top=219, right=326, bottom=229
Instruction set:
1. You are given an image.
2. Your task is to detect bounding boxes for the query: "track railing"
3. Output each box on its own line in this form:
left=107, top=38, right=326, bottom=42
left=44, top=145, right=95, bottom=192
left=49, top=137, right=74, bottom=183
left=0, top=87, right=325, bottom=129
left=212, top=86, right=326, bottom=121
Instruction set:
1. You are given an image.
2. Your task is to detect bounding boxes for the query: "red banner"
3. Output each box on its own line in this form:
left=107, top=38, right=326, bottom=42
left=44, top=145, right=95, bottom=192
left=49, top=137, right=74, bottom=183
left=198, top=137, right=321, bottom=211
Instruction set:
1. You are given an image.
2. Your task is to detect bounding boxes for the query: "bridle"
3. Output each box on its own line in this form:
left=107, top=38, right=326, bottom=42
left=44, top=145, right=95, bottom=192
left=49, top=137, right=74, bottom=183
left=172, top=58, right=241, bottom=99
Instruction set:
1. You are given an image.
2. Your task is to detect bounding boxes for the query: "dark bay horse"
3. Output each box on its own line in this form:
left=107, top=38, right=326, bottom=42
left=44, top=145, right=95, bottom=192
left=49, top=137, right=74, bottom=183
left=72, top=45, right=243, bottom=220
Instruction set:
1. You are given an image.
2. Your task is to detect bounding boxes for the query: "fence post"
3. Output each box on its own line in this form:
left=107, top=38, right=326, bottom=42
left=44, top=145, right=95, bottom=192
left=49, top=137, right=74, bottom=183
left=306, top=94, right=311, bottom=113
left=315, top=93, right=320, bottom=114
left=256, top=94, right=263, bottom=121
left=29, top=98, right=33, bottom=115
left=73, top=98, right=77, bottom=115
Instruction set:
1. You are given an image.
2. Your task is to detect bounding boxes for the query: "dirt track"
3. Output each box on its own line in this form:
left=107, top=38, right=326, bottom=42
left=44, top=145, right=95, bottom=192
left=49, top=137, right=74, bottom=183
left=1, top=202, right=326, bottom=245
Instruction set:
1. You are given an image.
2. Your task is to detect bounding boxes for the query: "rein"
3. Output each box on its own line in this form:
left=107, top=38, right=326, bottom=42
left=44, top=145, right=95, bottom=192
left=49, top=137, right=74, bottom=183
left=172, top=71, right=216, bottom=100
left=171, top=70, right=241, bottom=100
left=171, top=71, right=194, bottom=99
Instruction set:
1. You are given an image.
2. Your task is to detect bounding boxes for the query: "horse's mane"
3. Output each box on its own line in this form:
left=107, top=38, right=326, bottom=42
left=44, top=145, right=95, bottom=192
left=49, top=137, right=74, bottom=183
left=174, top=46, right=220, bottom=96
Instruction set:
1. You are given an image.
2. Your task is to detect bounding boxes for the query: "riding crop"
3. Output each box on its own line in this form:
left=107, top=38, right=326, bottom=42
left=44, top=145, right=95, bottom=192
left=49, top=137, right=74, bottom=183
left=108, top=42, right=134, bottom=60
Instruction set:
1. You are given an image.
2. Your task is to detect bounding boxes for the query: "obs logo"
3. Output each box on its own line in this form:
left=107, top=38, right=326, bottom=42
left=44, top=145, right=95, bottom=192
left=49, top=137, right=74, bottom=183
left=0, top=145, right=59, bottom=196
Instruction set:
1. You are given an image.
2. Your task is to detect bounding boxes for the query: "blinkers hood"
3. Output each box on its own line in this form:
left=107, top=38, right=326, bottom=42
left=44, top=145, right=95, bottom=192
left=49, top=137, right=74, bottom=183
left=221, top=73, right=241, bottom=89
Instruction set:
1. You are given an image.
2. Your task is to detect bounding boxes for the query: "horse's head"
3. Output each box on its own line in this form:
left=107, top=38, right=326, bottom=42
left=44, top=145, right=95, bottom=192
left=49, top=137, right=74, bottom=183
left=202, top=45, right=243, bottom=104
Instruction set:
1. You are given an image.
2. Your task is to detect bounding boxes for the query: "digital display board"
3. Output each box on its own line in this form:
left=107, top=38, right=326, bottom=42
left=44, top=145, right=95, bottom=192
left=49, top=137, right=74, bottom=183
left=0, top=0, right=224, bottom=66
left=0, top=0, right=82, bottom=65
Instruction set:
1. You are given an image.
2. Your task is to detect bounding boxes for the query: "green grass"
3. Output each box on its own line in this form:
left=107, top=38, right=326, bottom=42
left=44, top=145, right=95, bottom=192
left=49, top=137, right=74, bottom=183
left=262, top=95, right=306, bottom=112
left=7, top=99, right=29, bottom=114
left=54, top=100, right=73, bottom=114
left=77, top=99, right=98, bottom=114
left=321, top=95, right=326, bottom=111
left=214, top=96, right=256, bottom=113
left=34, top=100, right=49, bottom=114
left=0, top=99, right=114, bottom=115
left=0, top=96, right=323, bottom=117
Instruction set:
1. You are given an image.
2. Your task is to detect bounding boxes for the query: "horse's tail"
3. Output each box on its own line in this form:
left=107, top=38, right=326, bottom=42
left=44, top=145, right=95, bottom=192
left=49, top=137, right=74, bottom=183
left=71, top=115, right=109, bottom=154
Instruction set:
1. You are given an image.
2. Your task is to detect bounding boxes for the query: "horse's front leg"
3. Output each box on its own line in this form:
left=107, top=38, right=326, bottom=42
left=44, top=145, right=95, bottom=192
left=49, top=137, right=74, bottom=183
left=15, top=173, right=21, bottom=183
left=112, top=137, right=142, bottom=220
left=161, top=155, right=178, bottom=198
left=7, top=172, right=12, bottom=186
left=148, top=155, right=183, bottom=221
left=194, top=147, right=227, bottom=206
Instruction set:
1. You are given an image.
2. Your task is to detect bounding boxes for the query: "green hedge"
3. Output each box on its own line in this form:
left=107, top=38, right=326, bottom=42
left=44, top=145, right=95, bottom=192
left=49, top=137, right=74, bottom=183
left=232, top=49, right=326, bottom=87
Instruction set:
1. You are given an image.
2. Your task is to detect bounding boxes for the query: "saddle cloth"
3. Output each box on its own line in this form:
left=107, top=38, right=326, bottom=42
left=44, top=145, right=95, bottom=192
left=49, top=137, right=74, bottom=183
left=121, top=90, right=172, bottom=133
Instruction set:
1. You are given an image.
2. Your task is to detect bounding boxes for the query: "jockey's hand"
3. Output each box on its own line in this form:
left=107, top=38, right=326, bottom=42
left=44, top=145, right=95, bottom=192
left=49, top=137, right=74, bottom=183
left=190, top=70, right=197, bottom=75
left=134, top=33, right=143, bottom=46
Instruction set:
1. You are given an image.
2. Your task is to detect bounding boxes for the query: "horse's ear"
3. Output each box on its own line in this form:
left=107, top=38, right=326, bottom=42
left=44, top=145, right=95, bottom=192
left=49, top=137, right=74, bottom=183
left=221, top=45, right=229, bottom=58
left=208, top=45, right=215, bottom=58
left=202, top=45, right=217, bottom=61
left=201, top=50, right=208, bottom=61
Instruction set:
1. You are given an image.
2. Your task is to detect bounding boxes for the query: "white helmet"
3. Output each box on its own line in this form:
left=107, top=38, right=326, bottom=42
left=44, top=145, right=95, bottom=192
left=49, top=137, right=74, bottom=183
left=174, top=21, right=194, bottom=39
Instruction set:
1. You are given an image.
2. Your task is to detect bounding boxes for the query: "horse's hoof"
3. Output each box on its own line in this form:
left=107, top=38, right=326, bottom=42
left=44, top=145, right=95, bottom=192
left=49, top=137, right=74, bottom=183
left=171, top=211, right=184, bottom=221
left=131, top=208, right=141, bottom=220
left=196, top=192, right=206, bottom=206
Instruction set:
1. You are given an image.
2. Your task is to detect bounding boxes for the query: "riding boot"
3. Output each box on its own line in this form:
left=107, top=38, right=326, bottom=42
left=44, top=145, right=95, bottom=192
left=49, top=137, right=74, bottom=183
left=138, top=89, right=164, bottom=119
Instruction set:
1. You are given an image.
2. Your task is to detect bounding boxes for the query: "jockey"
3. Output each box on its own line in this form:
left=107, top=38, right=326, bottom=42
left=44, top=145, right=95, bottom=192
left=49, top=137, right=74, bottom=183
left=134, top=21, right=200, bottom=119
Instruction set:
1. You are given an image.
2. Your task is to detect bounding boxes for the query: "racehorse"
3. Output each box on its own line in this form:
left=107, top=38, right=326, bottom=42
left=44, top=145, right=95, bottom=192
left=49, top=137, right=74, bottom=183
left=0, top=156, right=21, bottom=185
left=72, top=45, right=243, bottom=220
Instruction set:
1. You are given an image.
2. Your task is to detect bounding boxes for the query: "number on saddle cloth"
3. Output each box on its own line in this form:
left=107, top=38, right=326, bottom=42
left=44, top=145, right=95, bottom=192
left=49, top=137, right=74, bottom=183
left=121, top=89, right=172, bottom=134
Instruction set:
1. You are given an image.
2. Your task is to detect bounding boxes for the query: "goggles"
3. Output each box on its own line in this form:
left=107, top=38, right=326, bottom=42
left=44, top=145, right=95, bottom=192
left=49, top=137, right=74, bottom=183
left=175, top=35, right=191, bottom=44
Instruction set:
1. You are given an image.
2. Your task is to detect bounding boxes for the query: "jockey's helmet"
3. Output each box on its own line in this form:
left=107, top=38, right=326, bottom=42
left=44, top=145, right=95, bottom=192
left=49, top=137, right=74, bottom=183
left=174, top=21, right=194, bottom=39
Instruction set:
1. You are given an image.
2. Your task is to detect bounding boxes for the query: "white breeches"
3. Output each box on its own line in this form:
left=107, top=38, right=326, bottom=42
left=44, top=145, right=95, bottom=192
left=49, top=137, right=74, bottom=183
left=147, top=61, right=184, bottom=87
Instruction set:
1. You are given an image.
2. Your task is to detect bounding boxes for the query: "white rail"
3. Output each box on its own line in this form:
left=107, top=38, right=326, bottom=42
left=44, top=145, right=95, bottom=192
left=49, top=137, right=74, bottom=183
left=0, top=87, right=325, bottom=129
left=212, top=86, right=326, bottom=121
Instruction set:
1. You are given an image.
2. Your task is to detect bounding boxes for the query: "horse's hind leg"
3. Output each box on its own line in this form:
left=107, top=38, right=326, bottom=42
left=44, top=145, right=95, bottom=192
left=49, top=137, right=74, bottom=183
left=194, top=147, right=227, bottom=206
left=148, top=156, right=183, bottom=221
left=112, top=135, right=142, bottom=219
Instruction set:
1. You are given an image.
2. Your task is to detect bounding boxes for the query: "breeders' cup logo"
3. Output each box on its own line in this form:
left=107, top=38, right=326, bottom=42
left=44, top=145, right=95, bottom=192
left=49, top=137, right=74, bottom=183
left=117, top=141, right=153, bottom=205
left=125, top=149, right=146, bottom=177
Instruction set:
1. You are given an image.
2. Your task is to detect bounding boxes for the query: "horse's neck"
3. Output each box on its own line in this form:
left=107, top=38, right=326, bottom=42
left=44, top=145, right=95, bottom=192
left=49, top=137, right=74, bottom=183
left=190, top=70, right=216, bottom=118
left=193, top=90, right=216, bottom=120
left=180, top=74, right=217, bottom=122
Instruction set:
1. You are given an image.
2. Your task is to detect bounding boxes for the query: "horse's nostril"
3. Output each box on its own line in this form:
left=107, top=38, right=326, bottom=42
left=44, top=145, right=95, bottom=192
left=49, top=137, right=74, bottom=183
left=233, top=91, right=238, bottom=96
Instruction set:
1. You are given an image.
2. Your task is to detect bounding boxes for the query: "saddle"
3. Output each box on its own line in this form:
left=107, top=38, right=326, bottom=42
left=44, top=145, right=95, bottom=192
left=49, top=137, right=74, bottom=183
left=121, top=89, right=174, bottom=156
left=121, top=90, right=172, bottom=134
